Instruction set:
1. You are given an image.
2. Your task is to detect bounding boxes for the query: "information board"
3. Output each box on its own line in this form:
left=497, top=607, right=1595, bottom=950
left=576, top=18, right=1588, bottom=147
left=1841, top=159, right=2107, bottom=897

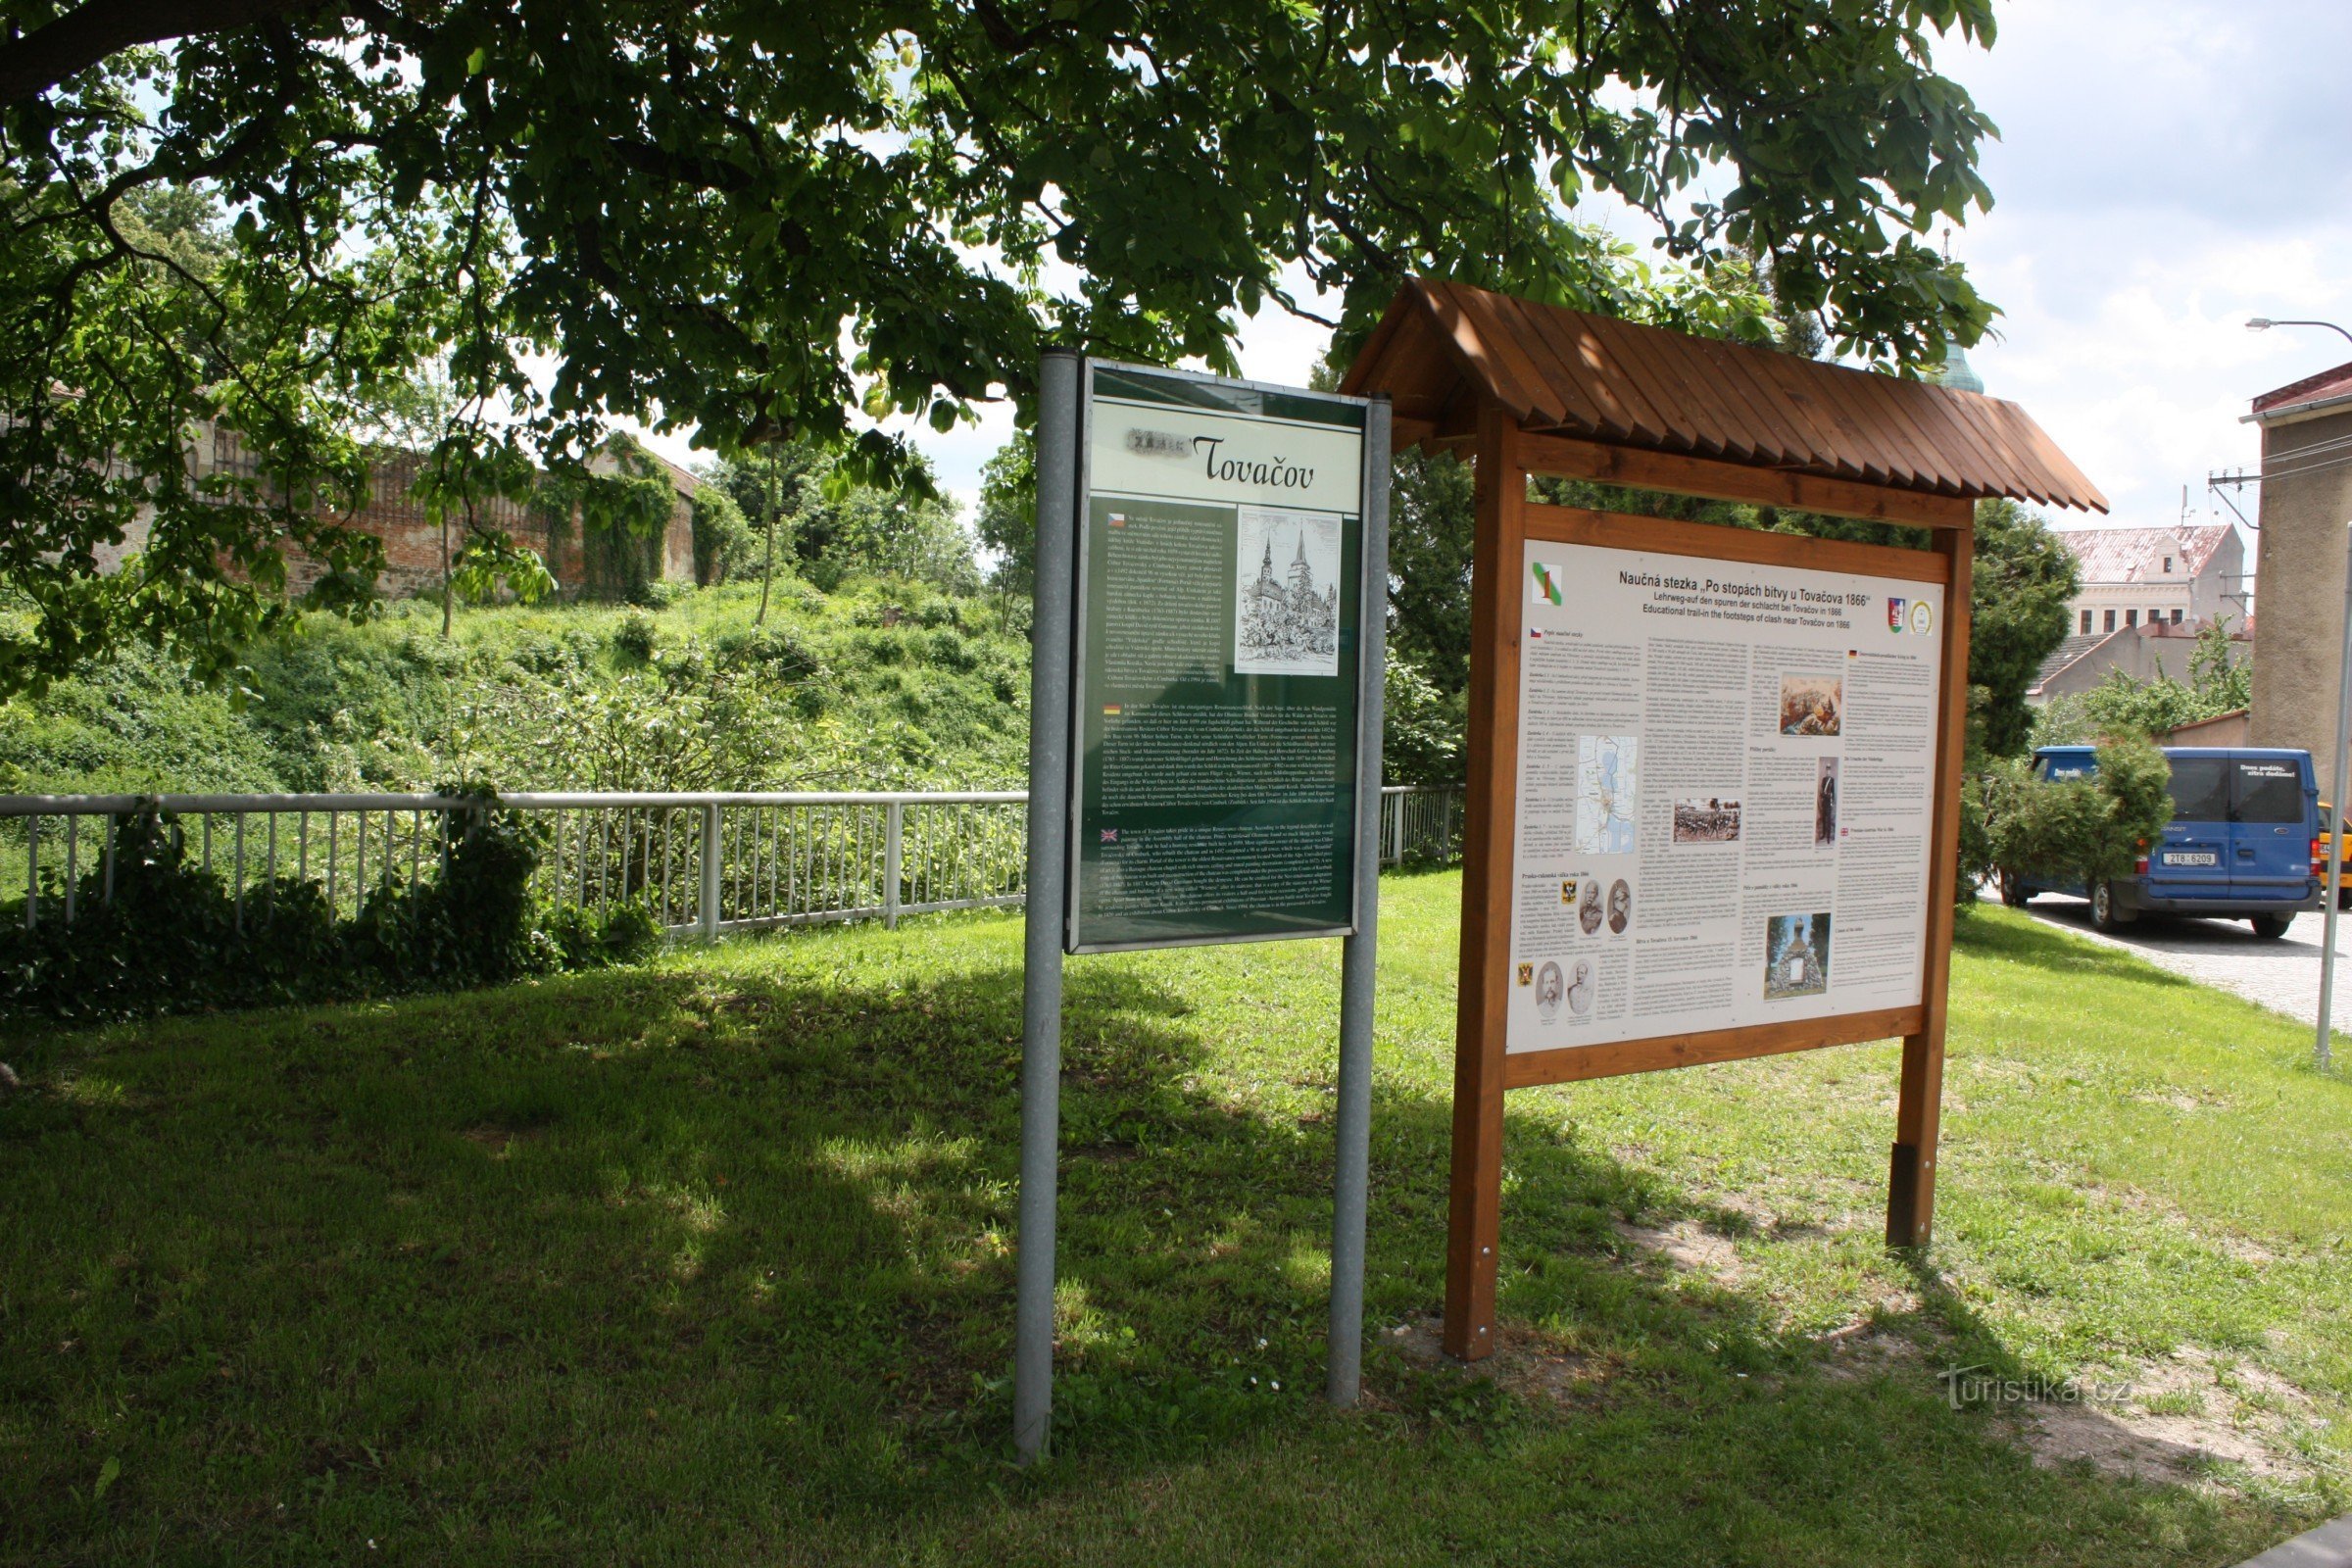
left=1506, top=537, right=1945, bottom=1054
left=1065, top=363, right=1369, bottom=953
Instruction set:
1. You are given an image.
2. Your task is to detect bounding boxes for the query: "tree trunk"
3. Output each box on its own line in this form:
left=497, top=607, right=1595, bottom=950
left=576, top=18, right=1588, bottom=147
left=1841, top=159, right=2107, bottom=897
left=755, top=456, right=780, bottom=626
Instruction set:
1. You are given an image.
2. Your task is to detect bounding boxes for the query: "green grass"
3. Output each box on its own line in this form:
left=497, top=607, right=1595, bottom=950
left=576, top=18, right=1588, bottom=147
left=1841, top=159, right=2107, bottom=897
left=3, top=875, right=2348, bottom=1564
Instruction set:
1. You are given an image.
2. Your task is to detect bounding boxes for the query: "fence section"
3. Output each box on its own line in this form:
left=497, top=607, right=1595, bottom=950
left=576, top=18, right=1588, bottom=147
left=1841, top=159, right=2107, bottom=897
left=0, top=785, right=1461, bottom=937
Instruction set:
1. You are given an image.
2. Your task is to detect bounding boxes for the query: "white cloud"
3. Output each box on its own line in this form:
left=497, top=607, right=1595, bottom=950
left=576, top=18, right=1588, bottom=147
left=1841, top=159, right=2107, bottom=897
left=1940, top=0, right=2352, bottom=545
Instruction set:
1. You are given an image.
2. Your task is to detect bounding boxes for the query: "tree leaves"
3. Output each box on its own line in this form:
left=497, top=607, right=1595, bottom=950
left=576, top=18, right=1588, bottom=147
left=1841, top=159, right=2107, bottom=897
left=3, top=0, right=2003, bottom=691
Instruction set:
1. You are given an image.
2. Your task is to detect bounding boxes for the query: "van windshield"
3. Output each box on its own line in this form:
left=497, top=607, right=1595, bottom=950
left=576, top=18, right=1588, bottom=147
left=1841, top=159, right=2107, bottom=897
left=2167, top=757, right=2230, bottom=822
left=2235, top=760, right=2306, bottom=823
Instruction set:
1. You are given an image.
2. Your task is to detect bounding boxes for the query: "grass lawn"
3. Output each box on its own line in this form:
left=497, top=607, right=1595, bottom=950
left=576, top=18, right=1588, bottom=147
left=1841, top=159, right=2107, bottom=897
left=3, top=871, right=2347, bottom=1564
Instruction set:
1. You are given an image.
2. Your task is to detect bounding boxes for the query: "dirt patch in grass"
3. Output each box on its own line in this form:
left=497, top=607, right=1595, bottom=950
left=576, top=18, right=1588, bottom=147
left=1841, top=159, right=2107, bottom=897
left=460, top=1124, right=550, bottom=1157
left=1614, top=1219, right=1745, bottom=1287
left=2014, top=1347, right=2322, bottom=1490
left=1381, top=1316, right=1608, bottom=1408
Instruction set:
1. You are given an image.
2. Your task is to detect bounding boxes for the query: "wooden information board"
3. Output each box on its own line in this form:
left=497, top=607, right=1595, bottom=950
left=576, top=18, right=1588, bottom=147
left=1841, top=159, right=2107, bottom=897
left=1338, top=278, right=2107, bottom=1366
left=1441, top=417, right=1973, bottom=1361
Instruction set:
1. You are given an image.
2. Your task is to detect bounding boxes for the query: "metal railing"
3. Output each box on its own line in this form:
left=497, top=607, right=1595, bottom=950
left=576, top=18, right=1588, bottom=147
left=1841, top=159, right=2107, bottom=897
left=0, top=785, right=1462, bottom=936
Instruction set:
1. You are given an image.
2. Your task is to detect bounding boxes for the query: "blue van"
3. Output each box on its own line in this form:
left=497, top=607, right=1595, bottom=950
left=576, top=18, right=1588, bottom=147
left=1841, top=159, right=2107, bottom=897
left=2012, top=746, right=2323, bottom=938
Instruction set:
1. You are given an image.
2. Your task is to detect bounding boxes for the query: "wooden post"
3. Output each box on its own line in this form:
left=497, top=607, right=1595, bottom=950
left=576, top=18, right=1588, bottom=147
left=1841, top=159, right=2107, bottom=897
left=1888, top=521, right=1975, bottom=1248
left=1443, top=402, right=1524, bottom=1361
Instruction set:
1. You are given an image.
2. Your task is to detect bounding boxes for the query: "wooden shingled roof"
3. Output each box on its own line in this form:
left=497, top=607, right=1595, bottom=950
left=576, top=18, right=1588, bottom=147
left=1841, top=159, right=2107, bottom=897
left=1340, top=278, right=2106, bottom=513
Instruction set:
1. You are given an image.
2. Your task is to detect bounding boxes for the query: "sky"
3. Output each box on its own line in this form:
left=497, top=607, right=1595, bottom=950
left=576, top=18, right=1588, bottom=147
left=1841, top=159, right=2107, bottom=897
left=635, top=2, right=2352, bottom=560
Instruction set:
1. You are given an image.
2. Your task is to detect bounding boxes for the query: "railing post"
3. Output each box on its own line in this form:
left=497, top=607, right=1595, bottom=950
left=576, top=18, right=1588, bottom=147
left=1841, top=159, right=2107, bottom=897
left=700, top=802, right=722, bottom=941
left=885, top=800, right=904, bottom=930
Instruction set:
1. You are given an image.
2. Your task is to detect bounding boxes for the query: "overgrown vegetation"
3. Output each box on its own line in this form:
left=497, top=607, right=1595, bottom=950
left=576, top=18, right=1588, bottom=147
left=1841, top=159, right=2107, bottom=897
left=0, top=577, right=1030, bottom=797
left=0, top=802, right=658, bottom=1022
left=1, top=875, right=2342, bottom=1561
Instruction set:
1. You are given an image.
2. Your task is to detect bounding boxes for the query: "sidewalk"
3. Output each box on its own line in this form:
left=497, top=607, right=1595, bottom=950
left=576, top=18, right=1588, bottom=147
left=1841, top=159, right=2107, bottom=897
left=2021, top=897, right=2352, bottom=1037
left=2236, top=1513, right=2352, bottom=1567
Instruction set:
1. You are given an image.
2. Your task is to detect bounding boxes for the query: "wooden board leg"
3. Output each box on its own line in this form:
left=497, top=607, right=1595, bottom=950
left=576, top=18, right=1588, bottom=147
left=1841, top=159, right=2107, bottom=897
left=1442, top=1051, right=1504, bottom=1359
left=1886, top=1028, right=1943, bottom=1248
left=1441, top=404, right=1521, bottom=1363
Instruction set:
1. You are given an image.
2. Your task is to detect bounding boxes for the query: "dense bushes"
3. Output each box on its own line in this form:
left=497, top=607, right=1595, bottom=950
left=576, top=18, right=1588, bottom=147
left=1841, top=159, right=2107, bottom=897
left=0, top=805, right=660, bottom=1023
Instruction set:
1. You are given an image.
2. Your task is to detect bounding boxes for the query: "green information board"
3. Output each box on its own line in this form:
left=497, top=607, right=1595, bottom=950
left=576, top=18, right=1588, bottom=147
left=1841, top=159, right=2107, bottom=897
left=1065, top=363, right=1370, bottom=953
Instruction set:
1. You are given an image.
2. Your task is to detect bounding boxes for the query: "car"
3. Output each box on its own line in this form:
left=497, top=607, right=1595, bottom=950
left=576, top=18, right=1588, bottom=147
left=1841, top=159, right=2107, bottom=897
left=2010, top=746, right=2324, bottom=939
left=2317, top=802, right=2352, bottom=910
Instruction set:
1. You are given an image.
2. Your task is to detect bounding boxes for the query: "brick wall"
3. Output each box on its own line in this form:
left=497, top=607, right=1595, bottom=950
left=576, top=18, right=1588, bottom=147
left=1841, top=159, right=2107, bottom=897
left=186, top=422, right=697, bottom=601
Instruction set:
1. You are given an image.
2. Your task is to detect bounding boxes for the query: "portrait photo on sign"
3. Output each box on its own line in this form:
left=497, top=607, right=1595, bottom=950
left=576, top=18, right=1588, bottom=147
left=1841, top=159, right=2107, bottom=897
left=1233, top=506, right=1342, bottom=676
left=1535, top=960, right=1564, bottom=1021
left=1815, top=758, right=1840, bottom=847
left=1764, top=912, right=1833, bottom=1001
left=1672, top=796, right=1741, bottom=844
left=1779, top=672, right=1843, bottom=736
left=1578, top=878, right=1603, bottom=934
left=1566, top=958, right=1593, bottom=1017
left=1607, top=877, right=1631, bottom=934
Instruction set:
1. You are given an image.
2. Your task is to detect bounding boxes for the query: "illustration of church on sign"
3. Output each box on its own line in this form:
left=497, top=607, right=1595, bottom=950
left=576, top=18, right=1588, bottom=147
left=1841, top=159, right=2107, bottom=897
left=1239, top=533, right=1339, bottom=664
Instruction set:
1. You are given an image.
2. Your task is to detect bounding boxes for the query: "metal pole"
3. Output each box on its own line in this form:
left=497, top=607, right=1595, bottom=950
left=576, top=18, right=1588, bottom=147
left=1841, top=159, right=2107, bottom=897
left=1330, top=395, right=1392, bottom=1406
left=2319, top=520, right=2352, bottom=1071
left=1014, top=348, right=1082, bottom=1463
left=701, top=803, right=722, bottom=940
left=884, top=800, right=904, bottom=930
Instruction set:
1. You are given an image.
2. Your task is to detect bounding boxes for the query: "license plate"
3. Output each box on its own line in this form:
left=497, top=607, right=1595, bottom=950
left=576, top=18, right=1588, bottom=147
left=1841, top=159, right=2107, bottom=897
left=2162, top=852, right=2217, bottom=866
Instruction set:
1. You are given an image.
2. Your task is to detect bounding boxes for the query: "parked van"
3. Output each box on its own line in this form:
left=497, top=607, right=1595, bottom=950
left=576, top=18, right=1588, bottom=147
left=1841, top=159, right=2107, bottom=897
left=2012, top=746, right=2324, bottom=938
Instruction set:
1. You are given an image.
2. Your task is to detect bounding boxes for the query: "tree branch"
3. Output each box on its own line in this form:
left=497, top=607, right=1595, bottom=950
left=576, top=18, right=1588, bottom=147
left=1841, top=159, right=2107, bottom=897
left=0, top=0, right=318, bottom=106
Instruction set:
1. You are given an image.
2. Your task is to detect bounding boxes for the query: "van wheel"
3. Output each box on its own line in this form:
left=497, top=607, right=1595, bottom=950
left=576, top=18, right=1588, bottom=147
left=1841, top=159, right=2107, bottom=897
left=1999, top=874, right=2031, bottom=908
left=2249, top=914, right=2293, bottom=940
left=2090, top=880, right=2133, bottom=931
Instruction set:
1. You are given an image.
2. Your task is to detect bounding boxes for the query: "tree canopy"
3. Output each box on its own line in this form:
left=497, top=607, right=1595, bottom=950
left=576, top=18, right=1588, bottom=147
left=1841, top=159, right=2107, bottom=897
left=3, top=0, right=2003, bottom=692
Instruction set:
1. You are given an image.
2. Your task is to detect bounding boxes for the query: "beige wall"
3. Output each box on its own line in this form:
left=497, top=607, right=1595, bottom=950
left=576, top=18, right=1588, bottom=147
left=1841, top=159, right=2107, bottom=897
left=2250, top=405, right=2352, bottom=758
left=2036, top=622, right=2249, bottom=702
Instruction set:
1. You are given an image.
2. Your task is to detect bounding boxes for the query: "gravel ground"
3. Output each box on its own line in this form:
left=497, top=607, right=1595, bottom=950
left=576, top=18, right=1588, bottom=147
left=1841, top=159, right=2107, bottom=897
left=2020, top=894, right=2352, bottom=1037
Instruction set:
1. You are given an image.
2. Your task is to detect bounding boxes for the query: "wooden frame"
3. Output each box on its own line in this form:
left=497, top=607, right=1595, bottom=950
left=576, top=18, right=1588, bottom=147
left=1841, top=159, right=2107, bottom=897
left=1440, top=405, right=1977, bottom=1363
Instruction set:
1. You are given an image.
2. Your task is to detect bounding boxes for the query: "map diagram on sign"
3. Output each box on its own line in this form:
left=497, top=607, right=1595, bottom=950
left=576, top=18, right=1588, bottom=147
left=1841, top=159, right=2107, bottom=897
left=1575, top=735, right=1639, bottom=855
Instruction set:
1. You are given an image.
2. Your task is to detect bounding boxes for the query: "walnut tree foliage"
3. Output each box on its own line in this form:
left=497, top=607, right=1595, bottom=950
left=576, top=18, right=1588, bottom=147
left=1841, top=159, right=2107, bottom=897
left=2, top=0, right=2002, bottom=694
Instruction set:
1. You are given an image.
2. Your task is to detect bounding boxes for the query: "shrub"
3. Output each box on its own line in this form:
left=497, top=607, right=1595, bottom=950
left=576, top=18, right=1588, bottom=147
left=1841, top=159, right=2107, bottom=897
left=1978, top=735, right=2173, bottom=903
left=0, top=800, right=658, bottom=1022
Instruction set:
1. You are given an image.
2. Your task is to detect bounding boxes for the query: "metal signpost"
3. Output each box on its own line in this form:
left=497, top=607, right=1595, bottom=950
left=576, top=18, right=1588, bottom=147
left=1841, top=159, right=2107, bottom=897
left=1015, top=354, right=1390, bottom=1460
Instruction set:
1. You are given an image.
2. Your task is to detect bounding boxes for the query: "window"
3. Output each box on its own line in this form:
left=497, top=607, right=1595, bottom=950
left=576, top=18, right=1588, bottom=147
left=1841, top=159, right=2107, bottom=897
left=2104, top=609, right=2117, bottom=632
left=2166, top=757, right=2230, bottom=822
left=2080, top=609, right=2093, bottom=634
left=2172, top=608, right=2183, bottom=624
left=2163, top=555, right=2174, bottom=572
left=2234, top=760, right=2305, bottom=824
left=2126, top=609, right=2138, bottom=627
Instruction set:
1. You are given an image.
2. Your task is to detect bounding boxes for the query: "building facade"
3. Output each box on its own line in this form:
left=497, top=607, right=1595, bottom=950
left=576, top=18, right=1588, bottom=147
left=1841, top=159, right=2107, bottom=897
left=2054, top=524, right=2243, bottom=638
left=2028, top=616, right=2250, bottom=706
left=92, top=420, right=698, bottom=600
left=2247, top=361, right=2352, bottom=759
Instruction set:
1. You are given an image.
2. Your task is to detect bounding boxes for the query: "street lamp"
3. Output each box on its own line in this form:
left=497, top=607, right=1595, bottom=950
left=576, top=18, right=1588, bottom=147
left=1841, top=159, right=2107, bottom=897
left=2251, top=315, right=2352, bottom=1070
left=2247, top=318, right=2352, bottom=349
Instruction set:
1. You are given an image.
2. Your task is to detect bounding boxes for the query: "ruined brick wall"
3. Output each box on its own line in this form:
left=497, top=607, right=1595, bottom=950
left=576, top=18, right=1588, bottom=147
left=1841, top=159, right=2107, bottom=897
left=192, top=422, right=695, bottom=601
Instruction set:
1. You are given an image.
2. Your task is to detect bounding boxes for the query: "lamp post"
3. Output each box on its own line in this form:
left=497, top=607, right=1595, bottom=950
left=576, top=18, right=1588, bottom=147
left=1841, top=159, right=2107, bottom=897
left=2248, top=316, right=2352, bottom=1069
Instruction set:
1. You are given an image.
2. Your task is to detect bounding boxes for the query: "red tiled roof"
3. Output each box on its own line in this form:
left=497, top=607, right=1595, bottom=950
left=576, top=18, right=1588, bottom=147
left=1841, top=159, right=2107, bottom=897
left=2058, top=524, right=2232, bottom=584
left=2252, top=358, right=2352, bottom=419
left=1340, top=278, right=2108, bottom=511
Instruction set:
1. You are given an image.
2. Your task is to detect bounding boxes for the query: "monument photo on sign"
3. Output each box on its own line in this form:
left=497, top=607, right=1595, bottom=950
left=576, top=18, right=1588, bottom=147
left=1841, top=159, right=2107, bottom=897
left=1233, top=507, right=1343, bottom=676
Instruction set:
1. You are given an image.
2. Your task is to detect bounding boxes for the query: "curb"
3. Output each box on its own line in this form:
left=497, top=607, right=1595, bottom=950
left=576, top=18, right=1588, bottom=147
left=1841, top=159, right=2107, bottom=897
left=2237, top=1514, right=2352, bottom=1568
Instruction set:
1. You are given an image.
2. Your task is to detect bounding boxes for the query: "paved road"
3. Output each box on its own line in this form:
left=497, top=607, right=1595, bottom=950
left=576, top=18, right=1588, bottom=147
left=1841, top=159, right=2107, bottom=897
left=2021, top=895, right=2352, bottom=1034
